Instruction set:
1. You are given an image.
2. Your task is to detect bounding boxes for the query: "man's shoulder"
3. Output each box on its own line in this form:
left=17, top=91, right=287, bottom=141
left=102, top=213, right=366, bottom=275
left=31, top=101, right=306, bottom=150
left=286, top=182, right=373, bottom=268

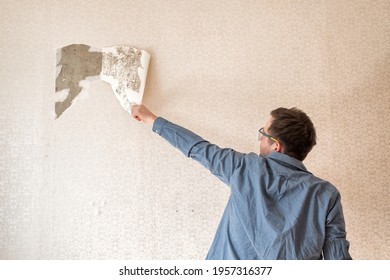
left=305, top=174, right=341, bottom=196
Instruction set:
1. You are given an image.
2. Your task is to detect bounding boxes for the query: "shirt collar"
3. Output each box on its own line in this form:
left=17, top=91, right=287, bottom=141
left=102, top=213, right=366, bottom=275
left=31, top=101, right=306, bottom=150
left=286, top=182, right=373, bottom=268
left=267, top=152, right=311, bottom=174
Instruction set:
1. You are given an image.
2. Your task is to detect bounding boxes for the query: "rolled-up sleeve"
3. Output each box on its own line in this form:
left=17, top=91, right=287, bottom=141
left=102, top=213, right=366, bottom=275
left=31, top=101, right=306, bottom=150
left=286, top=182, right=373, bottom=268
left=152, top=117, right=245, bottom=185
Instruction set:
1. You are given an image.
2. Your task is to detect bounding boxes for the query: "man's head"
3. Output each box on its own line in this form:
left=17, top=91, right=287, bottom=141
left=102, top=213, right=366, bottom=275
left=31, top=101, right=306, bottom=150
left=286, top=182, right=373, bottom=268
left=259, top=107, right=316, bottom=161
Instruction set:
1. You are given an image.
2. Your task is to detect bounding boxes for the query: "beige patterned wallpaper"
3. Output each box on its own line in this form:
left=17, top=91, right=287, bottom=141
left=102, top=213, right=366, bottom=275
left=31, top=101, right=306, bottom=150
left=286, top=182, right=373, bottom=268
left=0, top=0, right=389, bottom=259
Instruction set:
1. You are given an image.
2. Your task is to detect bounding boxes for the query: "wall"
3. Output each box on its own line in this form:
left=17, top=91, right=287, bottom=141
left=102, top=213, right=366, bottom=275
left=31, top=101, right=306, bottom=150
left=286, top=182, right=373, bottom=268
left=0, top=0, right=389, bottom=259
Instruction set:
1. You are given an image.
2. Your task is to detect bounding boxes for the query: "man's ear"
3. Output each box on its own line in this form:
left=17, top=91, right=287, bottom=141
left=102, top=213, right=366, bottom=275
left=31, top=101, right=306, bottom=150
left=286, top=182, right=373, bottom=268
left=274, top=141, right=282, bottom=152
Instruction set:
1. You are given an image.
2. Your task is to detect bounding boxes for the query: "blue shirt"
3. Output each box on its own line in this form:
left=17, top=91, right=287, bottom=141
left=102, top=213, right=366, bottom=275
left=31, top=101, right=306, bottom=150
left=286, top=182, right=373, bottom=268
left=153, top=117, right=352, bottom=260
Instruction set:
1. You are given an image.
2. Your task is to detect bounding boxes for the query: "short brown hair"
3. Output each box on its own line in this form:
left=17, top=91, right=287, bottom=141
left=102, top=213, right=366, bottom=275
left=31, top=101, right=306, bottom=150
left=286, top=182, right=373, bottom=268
left=269, top=107, right=316, bottom=161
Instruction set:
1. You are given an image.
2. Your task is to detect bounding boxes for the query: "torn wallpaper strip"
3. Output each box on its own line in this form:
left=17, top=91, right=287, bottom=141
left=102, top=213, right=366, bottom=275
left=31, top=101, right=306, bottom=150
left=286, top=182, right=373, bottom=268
left=55, top=44, right=150, bottom=118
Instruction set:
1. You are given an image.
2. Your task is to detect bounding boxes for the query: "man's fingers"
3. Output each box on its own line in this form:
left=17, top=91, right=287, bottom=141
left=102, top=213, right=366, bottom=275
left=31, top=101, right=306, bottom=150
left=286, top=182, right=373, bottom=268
left=130, top=103, right=137, bottom=113
left=130, top=103, right=139, bottom=116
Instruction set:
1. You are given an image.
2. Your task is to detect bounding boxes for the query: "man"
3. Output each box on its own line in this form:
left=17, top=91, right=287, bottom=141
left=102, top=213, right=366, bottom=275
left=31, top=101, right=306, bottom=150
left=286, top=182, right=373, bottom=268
left=131, top=104, right=352, bottom=260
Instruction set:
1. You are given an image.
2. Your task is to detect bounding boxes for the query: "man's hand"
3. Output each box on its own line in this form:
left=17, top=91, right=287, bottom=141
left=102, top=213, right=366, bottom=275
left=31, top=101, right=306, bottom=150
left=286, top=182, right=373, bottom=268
left=130, top=104, right=157, bottom=126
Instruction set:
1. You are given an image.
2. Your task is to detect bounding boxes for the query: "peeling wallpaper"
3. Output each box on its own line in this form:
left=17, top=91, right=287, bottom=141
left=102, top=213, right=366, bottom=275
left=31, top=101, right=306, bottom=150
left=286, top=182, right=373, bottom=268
left=0, top=0, right=389, bottom=259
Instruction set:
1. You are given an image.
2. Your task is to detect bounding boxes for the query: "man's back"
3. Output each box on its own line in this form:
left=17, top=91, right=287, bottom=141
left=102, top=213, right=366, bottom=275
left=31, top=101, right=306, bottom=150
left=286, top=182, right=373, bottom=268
left=207, top=152, right=351, bottom=259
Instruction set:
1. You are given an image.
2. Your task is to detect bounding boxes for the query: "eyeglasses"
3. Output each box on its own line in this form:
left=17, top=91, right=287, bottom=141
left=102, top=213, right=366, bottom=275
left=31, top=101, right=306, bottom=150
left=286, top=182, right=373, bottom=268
left=258, top=127, right=279, bottom=143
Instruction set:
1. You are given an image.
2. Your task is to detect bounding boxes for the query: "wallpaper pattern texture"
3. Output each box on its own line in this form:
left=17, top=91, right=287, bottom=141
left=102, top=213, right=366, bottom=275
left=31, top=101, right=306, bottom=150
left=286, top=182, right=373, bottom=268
left=0, top=0, right=389, bottom=259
